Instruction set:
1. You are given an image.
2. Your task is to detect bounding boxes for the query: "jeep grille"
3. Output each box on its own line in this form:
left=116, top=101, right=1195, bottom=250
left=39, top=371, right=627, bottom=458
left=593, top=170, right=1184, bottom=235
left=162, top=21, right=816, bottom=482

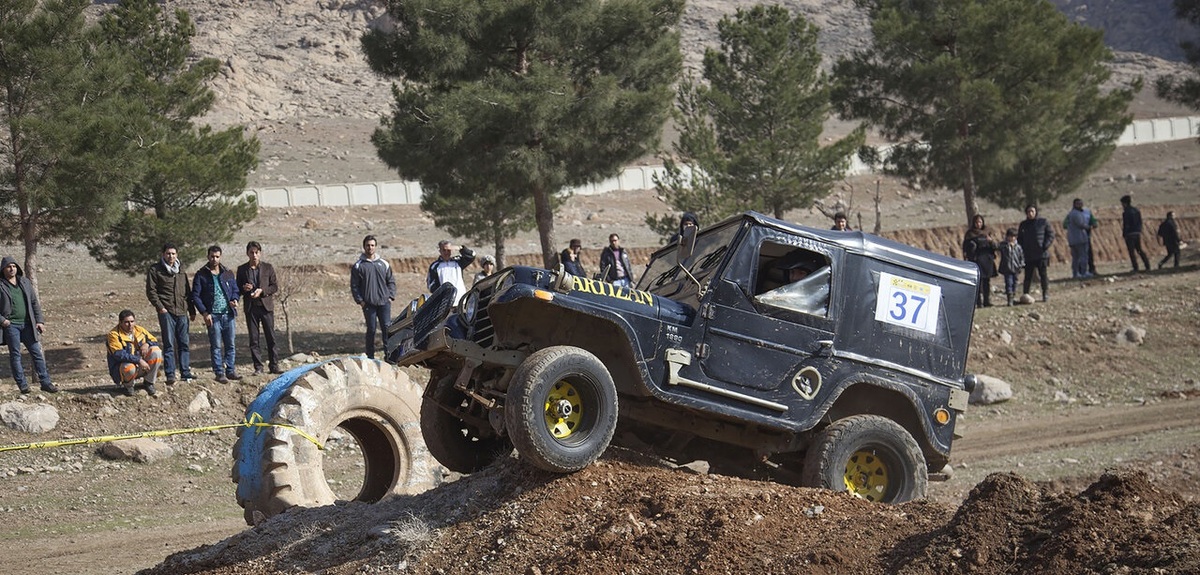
left=413, top=283, right=456, bottom=345
left=471, top=284, right=499, bottom=348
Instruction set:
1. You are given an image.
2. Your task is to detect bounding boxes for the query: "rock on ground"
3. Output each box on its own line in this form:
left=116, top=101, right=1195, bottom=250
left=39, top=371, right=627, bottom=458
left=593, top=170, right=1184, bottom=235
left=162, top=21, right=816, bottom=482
left=97, top=438, right=174, bottom=464
left=0, top=402, right=60, bottom=434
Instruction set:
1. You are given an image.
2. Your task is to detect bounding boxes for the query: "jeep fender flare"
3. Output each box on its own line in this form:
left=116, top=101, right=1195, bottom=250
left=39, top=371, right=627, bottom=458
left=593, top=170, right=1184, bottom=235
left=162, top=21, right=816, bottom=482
left=805, top=372, right=951, bottom=461
left=486, top=295, right=658, bottom=397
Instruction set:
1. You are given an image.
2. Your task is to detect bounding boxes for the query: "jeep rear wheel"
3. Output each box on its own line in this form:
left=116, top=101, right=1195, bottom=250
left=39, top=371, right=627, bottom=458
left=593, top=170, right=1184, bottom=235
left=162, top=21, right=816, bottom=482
left=801, top=414, right=927, bottom=503
left=421, top=374, right=513, bottom=473
left=505, top=346, right=618, bottom=473
left=232, top=358, right=441, bottom=524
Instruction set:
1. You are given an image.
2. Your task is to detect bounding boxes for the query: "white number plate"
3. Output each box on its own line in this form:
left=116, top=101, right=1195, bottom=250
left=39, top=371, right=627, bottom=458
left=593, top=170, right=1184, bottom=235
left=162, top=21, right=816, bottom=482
left=874, top=272, right=941, bottom=335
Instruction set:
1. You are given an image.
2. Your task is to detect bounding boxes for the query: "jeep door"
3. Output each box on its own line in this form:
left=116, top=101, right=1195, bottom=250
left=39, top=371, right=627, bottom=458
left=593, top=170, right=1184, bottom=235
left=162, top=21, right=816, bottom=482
left=695, top=231, right=839, bottom=419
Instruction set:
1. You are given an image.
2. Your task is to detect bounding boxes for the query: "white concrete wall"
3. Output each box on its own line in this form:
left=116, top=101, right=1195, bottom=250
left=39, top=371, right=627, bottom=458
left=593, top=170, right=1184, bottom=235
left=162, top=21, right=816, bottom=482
left=245, top=116, right=1200, bottom=208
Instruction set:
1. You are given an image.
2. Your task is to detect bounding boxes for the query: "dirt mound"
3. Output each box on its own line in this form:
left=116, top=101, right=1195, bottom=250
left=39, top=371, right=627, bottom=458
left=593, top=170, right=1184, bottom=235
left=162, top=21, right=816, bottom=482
left=140, top=450, right=1197, bottom=575
left=902, top=471, right=1199, bottom=574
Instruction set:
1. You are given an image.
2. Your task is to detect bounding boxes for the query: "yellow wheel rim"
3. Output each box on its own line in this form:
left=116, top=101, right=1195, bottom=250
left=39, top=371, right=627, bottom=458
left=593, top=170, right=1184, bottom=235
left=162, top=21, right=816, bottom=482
left=843, top=449, right=889, bottom=502
left=543, top=380, right=584, bottom=440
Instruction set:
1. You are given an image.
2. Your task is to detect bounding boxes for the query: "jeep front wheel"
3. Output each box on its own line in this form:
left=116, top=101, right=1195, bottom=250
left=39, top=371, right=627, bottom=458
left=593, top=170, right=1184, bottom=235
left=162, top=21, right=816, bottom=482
left=801, top=414, right=928, bottom=503
left=421, top=374, right=513, bottom=473
left=505, top=346, right=618, bottom=473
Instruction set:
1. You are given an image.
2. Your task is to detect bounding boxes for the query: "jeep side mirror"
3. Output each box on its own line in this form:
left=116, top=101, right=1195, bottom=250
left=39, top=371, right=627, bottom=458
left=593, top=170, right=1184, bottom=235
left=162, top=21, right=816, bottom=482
left=677, top=224, right=697, bottom=261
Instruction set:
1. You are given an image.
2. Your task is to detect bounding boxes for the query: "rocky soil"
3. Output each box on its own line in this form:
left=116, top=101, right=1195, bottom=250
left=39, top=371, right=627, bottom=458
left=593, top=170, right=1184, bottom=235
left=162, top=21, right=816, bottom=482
left=0, top=2, right=1197, bottom=574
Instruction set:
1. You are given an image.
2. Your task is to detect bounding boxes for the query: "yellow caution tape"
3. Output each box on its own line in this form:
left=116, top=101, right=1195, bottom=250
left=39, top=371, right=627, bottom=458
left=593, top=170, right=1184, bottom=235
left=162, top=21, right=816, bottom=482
left=0, top=412, right=324, bottom=453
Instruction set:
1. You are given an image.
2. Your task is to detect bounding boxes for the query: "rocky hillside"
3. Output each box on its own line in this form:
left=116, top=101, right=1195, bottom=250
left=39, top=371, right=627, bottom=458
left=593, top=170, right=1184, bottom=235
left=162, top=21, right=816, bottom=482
left=89, top=0, right=1196, bottom=128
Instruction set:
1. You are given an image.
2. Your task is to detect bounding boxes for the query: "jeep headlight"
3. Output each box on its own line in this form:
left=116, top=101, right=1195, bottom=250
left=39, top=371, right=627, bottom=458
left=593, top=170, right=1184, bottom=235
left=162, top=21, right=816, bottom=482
left=460, top=289, right=480, bottom=325
left=496, top=271, right=516, bottom=295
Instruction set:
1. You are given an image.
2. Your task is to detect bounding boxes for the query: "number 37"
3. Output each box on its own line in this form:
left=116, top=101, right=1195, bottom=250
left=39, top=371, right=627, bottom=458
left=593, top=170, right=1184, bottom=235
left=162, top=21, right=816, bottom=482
left=889, top=291, right=926, bottom=325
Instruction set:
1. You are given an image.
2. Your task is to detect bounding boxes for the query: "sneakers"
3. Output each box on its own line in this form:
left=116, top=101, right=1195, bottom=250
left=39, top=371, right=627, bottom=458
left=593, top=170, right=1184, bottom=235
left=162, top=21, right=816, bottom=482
left=40, top=383, right=59, bottom=394
left=144, top=383, right=157, bottom=397
left=180, top=374, right=198, bottom=382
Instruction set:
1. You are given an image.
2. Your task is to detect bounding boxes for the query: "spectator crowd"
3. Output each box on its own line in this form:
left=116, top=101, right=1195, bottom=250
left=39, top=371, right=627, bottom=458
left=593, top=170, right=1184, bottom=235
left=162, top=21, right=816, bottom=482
left=1, top=204, right=1188, bottom=395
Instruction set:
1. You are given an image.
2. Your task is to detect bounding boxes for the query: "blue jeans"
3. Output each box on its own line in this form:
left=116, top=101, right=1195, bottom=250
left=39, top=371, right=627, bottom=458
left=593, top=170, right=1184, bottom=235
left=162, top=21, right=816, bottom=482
left=157, top=312, right=193, bottom=379
left=207, top=313, right=236, bottom=376
left=5, top=322, right=50, bottom=390
left=362, top=302, right=391, bottom=359
left=1003, top=273, right=1018, bottom=295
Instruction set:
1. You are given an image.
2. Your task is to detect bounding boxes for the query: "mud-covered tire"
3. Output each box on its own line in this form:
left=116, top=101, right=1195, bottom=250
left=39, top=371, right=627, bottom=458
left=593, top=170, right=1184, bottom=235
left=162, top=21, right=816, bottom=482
left=505, top=346, right=618, bottom=473
left=801, top=414, right=927, bottom=503
left=420, top=374, right=513, bottom=473
left=231, top=357, right=442, bottom=525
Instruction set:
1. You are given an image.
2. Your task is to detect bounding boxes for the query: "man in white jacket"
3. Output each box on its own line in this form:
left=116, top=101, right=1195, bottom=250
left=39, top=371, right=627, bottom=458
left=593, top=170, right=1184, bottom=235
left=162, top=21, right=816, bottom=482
left=426, top=240, right=476, bottom=305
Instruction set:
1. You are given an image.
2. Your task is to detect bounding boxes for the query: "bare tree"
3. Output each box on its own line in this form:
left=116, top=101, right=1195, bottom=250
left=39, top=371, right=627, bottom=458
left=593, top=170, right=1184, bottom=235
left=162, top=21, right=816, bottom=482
left=872, top=179, right=883, bottom=235
left=274, top=264, right=314, bottom=355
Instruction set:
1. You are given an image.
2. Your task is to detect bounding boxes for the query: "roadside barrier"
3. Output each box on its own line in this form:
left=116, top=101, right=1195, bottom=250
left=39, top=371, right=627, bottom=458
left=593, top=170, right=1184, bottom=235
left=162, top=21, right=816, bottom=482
left=244, top=116, right=1200, bottom=208
left=0, top=412, right=323, bottom=453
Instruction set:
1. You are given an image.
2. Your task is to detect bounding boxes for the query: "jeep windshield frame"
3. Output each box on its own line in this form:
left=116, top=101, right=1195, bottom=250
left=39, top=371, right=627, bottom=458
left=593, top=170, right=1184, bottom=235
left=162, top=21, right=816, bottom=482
left=638, top=219, right=744, bottom=305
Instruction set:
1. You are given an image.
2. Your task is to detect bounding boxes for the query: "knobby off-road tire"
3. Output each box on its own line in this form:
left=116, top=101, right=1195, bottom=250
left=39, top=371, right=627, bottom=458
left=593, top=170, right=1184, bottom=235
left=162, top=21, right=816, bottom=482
left=231, top=357, right=441, bottom=525
left=420, top=374, right=513, bottom=473
left=801, top=414, right=928, bottom=504
left=505, top=346, right=618, bottom=473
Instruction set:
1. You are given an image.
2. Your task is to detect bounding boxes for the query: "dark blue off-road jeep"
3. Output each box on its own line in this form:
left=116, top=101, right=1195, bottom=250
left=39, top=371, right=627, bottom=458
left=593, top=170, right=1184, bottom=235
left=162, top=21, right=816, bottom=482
left=388, top=211, right=978, bottom=502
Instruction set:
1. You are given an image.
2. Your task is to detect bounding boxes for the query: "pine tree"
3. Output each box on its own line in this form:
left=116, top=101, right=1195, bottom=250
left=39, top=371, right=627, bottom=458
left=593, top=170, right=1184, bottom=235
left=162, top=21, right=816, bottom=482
left=85, top=0, right=259, bottom=275
left=362, top=0, right=683, bottom=267
left=834, top=0, right=1137, bottom=221
left=1157, top=0, right=1200, bottom=111
left=0, top=0, right=141, bottom=281
left=650, top=5, right=864, bottom=240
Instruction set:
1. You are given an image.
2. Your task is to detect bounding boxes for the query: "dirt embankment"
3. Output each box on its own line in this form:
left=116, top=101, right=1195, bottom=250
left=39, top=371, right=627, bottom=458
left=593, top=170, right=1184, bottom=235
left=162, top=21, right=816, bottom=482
left=141, top=451, right=1200, bottom=575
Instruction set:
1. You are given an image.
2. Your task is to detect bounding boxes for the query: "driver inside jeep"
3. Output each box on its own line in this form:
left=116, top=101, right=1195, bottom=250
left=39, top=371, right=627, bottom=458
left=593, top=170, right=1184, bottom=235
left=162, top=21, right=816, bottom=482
left=755, top=252, right=831, bottom=317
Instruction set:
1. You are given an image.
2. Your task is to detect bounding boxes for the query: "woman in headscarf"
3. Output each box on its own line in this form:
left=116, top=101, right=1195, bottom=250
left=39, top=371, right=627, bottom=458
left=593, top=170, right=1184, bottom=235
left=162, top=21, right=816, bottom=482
left=963, top=214, right=998, bottom=307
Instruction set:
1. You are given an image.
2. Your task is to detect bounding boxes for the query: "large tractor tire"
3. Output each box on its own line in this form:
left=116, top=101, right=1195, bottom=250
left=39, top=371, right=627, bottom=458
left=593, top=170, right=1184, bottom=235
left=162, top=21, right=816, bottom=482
left=801, top=414, right=928, bottom=503
left=232, top=357, right=442, bottom=525
left=505, top=346, right=618, bottom=473
left=420, top=374, right=513, bottom=473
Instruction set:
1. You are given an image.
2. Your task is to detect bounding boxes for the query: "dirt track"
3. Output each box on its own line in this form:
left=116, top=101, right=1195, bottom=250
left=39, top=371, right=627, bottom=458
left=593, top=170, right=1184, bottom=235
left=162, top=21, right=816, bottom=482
left=956, top=399, right=1200, bottom=462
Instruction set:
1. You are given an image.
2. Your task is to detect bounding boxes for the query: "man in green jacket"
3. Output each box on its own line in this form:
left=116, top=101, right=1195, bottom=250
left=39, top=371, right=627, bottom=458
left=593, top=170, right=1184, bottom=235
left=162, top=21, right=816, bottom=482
left=0, top=256, right=56, bottom=393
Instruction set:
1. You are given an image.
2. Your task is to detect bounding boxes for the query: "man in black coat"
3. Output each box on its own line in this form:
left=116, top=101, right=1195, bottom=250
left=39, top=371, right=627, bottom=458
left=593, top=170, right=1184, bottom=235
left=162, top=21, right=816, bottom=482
left=1017, top=204, right=1055, bottom=302
left=1120, top=195, right=1152, bottom=272
left=236, top=241, right=282, bottom=375
left=600, top=233, right=635, bottom=288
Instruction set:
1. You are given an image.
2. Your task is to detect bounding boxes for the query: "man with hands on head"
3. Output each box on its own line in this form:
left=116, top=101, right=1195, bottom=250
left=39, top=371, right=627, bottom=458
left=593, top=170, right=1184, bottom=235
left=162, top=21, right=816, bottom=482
left=426, top=239, right=476, bottom=305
